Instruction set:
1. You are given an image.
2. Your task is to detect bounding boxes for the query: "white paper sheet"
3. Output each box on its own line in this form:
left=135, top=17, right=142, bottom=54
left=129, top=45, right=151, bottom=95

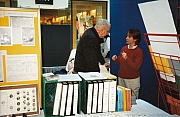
left=78, top=72, right=107, bottom=80
left=58, top=74, right=82, bottom=82
left=6, top=54, right=38, bottom=82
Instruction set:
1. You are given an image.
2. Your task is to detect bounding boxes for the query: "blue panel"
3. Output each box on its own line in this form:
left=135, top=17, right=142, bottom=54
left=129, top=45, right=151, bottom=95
left=110, top=0, right=178, bottom=110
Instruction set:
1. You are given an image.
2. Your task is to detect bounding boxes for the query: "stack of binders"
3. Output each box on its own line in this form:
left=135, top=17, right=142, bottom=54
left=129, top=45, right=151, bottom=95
left=51, top=74, right=82, bottom=116
left=78, top=72, right=117, bottom=114
left=116, top=85, right=132, bottom=112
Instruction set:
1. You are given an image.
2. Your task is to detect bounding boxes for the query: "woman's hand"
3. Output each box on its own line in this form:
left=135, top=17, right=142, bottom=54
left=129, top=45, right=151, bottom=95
left=121, top=51, right=127, bottom=60
left=112, top=55, right=117, bottom=61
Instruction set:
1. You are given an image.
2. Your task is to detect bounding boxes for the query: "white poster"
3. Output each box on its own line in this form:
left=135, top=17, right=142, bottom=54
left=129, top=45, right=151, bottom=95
left=138, top=0, right=180, bottom=58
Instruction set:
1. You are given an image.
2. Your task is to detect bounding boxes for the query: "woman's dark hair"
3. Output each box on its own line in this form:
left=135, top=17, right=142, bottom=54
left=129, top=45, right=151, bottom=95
left=128, top=29, right=141, bottom=45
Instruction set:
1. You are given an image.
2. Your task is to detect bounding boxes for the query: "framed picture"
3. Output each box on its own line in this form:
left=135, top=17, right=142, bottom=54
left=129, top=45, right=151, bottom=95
left=0, top=84, right=39, bottom=116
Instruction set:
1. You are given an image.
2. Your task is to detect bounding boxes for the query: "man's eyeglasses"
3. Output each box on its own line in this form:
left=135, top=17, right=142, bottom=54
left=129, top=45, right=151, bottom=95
left=104, top=29, right=110, bottom=33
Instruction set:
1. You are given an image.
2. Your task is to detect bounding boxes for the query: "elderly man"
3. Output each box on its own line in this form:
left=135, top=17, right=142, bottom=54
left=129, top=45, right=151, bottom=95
left=74, top=19, right=111, bottom=73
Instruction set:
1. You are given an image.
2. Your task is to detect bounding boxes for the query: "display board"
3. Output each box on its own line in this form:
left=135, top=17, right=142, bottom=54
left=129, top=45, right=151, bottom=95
left=0, top=7, right=42, bottom=112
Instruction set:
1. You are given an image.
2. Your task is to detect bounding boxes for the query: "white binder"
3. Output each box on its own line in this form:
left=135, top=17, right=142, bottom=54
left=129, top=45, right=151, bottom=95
left=53, top=83, right=62, bottom=115
left=92, top=81, right=98, bottom=113
left=86, top=81, right=93, bottom=114
left=97, top=80, right=103, bottom=112
left=66, top=82, right=74, bottom=115
left=102, top=80, right=110, bottom=113
left=59, top=82, right=68, bottom=116
left=108, top=80, right=116, bottom=112
left=72, top=82, right=79, bottom=114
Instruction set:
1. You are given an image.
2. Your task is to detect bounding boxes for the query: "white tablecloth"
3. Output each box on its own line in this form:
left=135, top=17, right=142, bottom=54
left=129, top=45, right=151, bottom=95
left=75, top=99, right=179, bottom=117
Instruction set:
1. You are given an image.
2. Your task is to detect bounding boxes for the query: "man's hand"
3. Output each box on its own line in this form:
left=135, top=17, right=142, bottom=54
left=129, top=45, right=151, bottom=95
left=104, top=63, right=110, bottom=69
left=104, top=63, right=110, bottom=71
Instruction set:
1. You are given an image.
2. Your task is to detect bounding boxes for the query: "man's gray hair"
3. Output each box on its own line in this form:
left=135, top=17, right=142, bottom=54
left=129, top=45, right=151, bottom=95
left=95, top=19, right=111, bottom=29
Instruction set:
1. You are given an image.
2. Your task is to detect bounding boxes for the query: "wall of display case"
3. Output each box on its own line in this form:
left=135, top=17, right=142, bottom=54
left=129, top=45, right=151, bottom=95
left=0, top=0, right=10, bottom=7
left=40, top=9, right=71, bottom=25
left=72, top=1, right=107, bottom=48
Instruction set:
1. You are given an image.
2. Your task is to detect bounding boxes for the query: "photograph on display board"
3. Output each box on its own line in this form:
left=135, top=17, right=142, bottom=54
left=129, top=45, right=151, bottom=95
left=0, top=27, right=12, bottom=46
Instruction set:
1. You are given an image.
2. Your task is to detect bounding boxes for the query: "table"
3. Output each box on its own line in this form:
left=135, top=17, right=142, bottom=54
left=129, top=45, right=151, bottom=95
left=30, top=99, right=179, bottom=117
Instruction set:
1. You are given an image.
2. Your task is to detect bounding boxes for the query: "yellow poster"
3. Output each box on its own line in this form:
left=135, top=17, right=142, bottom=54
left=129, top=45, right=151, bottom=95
left=0, top=7, right=42, bottom=108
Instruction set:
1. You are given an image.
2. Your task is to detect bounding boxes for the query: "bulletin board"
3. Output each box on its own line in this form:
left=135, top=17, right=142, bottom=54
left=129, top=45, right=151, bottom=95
left=0, top=7, right=42, bottom=109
